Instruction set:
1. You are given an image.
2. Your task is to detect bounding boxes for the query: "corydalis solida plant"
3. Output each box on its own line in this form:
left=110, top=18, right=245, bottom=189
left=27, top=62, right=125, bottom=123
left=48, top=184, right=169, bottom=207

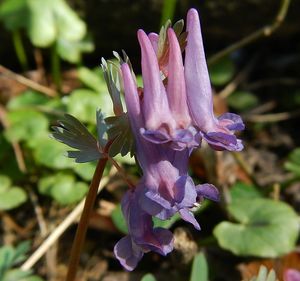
left=52, top=8, right=244, bottom=272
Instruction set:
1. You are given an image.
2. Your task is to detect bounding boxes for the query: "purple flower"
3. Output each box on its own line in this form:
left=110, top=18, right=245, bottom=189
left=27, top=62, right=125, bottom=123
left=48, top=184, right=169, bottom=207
left=137, top=29, right=198, bottom=150
left=121, top=63, right=219, bottom=229
left=114, top=188, right=174, bottom=271
left=184, top=9, right=244, bottom=151
left=284, top=269, right=300, bottom=281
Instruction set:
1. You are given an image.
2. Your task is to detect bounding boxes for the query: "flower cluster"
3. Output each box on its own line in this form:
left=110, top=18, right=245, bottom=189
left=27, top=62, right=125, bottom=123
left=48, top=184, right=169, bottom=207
left=113, top=8, right=244, bottom=271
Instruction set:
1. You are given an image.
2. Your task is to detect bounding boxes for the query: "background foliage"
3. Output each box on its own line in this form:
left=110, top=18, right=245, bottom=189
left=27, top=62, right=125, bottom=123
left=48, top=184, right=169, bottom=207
left=0, top=0, right=299, bottom=280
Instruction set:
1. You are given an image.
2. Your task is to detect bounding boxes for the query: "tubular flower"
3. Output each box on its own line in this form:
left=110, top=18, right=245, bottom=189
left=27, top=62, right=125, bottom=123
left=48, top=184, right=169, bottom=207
left=137, top=29, right=199, bottom=151
left=122, top=63, right=218, bottom=227
left=184, top=9, right=244, bottom=151
left=111, top=7, right=244, bottom=271
left=114, top=188, right=174, bottom=271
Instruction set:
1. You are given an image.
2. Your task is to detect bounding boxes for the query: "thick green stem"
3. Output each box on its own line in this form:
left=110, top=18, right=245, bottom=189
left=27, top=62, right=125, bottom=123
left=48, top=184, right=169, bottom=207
left=51, top=44, right=62, bottom=91
left=65, top=157, right=108, bottom=281
left=12, top=30, right=28, bottom=71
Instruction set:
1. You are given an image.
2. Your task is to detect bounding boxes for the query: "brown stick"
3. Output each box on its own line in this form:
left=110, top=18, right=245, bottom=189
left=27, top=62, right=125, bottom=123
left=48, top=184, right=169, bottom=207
left=208, top=0, right=290, bottom=65
left=0, top=65, right=57, bottom=97
left=0, top=105, right=27, bottom=173
left=65, top=157, right=108, bottom=281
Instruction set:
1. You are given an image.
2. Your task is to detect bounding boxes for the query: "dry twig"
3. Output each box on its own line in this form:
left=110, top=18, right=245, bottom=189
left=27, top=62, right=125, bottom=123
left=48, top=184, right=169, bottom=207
left=0, top=65, right=57, bottom=97
left=0, top=104, right=27, bottom=173
left=208, top=0, right=290, bottom=65
left=21, top=167, right=115, bottom=271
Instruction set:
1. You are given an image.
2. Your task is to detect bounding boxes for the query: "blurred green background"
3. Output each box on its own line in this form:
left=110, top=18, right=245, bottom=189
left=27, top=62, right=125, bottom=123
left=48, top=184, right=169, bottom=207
left=0, top=1, right=300, bottom=281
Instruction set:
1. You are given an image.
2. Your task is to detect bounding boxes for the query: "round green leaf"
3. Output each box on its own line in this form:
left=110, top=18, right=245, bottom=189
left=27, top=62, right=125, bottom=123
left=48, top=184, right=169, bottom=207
left=5, top=109, right=49, bottom=143
left=38, top=173, right=87, bottom=205
left=0, top=186, right=27, bottom=211
left=141, top=274, right=157, bottom=281
left=214, top=198, right=299, bottom=257
left=230, top=182, right=262, bottom=203
left=32, top=136, right=74, bottom=169
left=51, top=181, right=88, bottom=205
left=227, top=91, right=259, bottom=111
left=73, top=161, right=97, bottom=181
left=7, top=90, right=50, bottom=110
left=27, top=0, right=56, bottom=47
left=66, top=89, right=112, bottom=123
left=77, top=67, right=107, bottom=93
left=54, top=0, right=86, bottom=42
left=209, top=56, right=235, bottom=86
left=56, top=37, right=94, bottom=63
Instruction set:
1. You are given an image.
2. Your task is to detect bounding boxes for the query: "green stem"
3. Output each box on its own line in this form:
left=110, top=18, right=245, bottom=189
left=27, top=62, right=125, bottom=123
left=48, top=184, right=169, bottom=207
left=160, top=0, right=177, bottom=25
left=65, top=157, right=108, bottom=281
left=51, top=44, right=61, bottom=91
left=12, top=30, right=28, bottom=71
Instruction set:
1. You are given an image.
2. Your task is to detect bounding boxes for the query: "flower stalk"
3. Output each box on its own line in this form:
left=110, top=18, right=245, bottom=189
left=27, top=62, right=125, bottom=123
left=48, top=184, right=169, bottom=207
left=65, top=156, right=108, bottom=281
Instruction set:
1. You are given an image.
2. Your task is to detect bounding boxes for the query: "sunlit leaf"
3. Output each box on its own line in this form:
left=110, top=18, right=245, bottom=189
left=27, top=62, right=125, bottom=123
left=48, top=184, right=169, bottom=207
left=66, top=89, right=112, bottom=123
left=141, top=273, right=157, bottom=281
left=7, top=90, right=50, bottom=110
left=32, top=136, right=75, bottom=169
left=27, top=0, right=56, bottom=47
left=190, top=253, right=208, bottom=281
left=56, top=36, right=94, bottom=63
left=38, top=173, right=88, bottom=205
left=54, top=0, right=86, bottom=42
left=78, top=66, right=107, bottom=94
left=5, top=109, right=49, bottom=143
left=0, top=175, right=27, bottom=211
left=214, top=198, right=299, bottom=257
left=26, top=0, right=86, bottom=47
left=73, top=161, right=97, bottom=181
